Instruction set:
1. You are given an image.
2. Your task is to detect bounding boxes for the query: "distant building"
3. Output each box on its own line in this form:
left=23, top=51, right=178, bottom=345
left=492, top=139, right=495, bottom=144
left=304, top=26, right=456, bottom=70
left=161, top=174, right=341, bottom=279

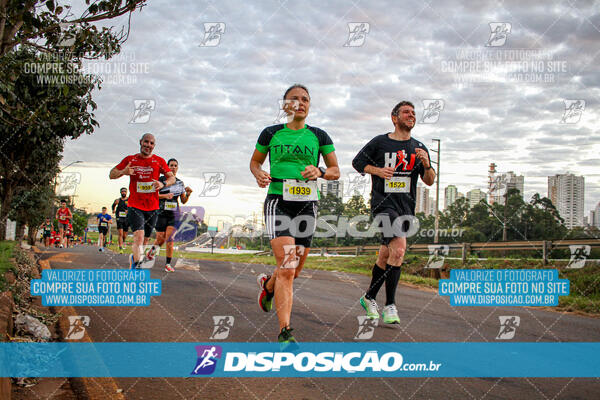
left=467, top=189, right=486, bottom=208
left=319, top=180, right=344, bottom=199
left=444, top=185, right=458, bottom=210
left=489, top=164, right=524, bottom=205
left=428, top=197, right=436, bottom=216
left=416, top=184, right=430, bottom=215
left=591, top=202, right=600, bottom=228
left=548, top=173, right=584, bottom=229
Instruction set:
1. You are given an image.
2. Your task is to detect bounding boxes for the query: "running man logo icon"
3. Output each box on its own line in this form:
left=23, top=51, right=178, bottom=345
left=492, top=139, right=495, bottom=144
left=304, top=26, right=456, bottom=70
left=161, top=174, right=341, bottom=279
left=354, top=316, right=378, bottom=340
left=567, top=245, right=590, bottom=269
left=421, top=99, right=445, bottom=124
left=191, top=345, right=222, bottom=375
left=57, top=23, right=77, bottom=47
left=199, top=23, right=226, bottom=47
left=138, top=245, right=159, bottom=269
left=560, top=100, right=585, bottom=124
left=129, top=99, right=156, bottom=124
left=485, top=22, right=511, bottom=47
left=425, top=245, right=449, bottom=269
left=282, top=244, right=304, bottom=269
left=65, top=316, right=90, bottom=340
left=274, top=99, right=299, bottom=124
left=210, top=316, right=235, bottom=340
left=344, top=23, right=370, bottom=47
left=199, top=172, right=226, bottom=197
left=174, top=213, right=198, bottom=241
left=489, top=175, right=507, bottom=198
left=344, top=173, right=369, bottom=197
left=56, top=172, right=82, bottom=197
left=496, top=316, right=520, bottom=340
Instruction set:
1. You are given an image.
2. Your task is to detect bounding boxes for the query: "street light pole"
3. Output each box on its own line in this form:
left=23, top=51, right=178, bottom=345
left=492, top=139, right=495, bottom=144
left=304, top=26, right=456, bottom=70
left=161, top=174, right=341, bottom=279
left=431, top=139, right=441, bottom=244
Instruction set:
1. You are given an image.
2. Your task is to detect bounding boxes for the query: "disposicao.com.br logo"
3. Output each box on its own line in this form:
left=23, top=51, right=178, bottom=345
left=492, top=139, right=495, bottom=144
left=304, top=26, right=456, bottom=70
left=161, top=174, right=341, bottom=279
left=190, top=345, right=442, bottom=376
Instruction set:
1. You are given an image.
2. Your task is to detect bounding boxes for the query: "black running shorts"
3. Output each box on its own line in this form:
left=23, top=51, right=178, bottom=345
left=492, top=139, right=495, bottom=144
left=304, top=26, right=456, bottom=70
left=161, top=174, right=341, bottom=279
left=263, top=194, right=317, bottom=248
left=127, top=207, right=158, bottom=238
left=374, top=208, right=417, bottom=245
left=116, top=217, right=129, bottom=231
left=155, top=211, right=176, bottom=232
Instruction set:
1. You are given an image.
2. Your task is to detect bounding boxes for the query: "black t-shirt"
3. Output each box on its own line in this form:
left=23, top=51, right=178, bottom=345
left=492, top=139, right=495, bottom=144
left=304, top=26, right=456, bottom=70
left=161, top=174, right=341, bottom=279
left=158, top=176, right=184, bottom=214
left=352, top=133, right=430, bottom=216
left=115, top=197, right=128, bottom=218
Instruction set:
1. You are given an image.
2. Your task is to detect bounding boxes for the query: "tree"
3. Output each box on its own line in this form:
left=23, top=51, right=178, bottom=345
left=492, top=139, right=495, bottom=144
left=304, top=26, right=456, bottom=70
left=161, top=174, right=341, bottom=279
left=8, top=183, right=54, bottom=244
left=71, top=210, right=88, bottom=237
left=0, top=0, right=146, bottom=58
left=0, top=48, right=98, bottom=240
left=343, top=195, right=369, bottom=218
left=314, top=193, right=344, bottom=246
left=442, top=197, right=469, bottom=227
left=318, top=193, right=344, bottom=217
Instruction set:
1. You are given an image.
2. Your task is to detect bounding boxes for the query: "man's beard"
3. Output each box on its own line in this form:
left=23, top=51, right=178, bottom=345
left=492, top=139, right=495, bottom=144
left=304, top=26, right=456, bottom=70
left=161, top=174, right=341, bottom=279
left=395, top=121, right=413, bottom=132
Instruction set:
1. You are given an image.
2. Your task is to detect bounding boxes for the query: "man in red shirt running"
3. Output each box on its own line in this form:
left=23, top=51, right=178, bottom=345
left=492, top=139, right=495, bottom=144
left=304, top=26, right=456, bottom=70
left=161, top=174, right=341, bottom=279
left=109, top=133, right=175, bottom=269
left=55, top=200, right=72, bottom=248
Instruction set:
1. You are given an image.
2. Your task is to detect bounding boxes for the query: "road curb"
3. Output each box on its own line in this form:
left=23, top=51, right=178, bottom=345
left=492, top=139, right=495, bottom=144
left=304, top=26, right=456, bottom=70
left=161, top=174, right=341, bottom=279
left=38, top=255, right=125, bottom=400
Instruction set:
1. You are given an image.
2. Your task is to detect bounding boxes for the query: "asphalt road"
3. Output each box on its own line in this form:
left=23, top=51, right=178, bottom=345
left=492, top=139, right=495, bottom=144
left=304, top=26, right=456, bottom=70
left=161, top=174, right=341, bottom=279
left=41, top=245, right=600, bottom=400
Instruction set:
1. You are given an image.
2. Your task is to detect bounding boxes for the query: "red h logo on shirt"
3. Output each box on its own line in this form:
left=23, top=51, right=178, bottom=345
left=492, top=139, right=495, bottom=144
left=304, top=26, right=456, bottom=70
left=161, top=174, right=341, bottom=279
left=395, top=150, right=415, bottom=171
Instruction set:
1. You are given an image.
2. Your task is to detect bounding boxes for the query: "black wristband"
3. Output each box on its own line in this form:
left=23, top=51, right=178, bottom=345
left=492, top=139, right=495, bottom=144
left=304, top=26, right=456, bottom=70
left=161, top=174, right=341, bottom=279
left=318, top=167, right=327, bottom=177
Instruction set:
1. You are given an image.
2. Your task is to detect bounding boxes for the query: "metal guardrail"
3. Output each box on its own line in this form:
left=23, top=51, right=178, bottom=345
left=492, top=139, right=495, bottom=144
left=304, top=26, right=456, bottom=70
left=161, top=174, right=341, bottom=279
left=303, top=239, right=600, bottom=265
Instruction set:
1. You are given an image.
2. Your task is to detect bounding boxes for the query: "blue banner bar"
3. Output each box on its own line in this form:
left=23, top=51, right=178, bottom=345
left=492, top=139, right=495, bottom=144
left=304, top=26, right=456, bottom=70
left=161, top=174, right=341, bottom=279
left=1, top=343, right=599, bottom=377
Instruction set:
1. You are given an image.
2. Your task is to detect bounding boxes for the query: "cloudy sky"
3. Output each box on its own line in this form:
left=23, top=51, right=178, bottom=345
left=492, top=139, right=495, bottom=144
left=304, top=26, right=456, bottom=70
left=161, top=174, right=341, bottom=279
left=61, top=0, right=600, bottom=223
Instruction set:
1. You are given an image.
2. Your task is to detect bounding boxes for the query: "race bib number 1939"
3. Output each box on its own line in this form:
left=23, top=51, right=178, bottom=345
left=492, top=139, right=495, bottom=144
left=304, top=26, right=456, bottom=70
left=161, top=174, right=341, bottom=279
left=283, top=180, right=318, bottom=201
left=384, top=176, right=411, bottom=193
left=137, top=181, right=154, bottom=193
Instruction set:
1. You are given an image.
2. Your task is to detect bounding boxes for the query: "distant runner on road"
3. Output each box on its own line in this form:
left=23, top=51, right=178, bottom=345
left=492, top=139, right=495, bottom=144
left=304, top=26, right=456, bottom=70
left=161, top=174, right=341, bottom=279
left=96, top=207, right=112, bottom=252
left=109, top=133, right=174, bottom=269
left=151, top=158, right=193, bottom=272
left=352, top=100, right=436, bottom=324
left=112, top=187, right=130, bottom=253
left=55, top=200, right=72, bottom=248
left=39, top=218, right=53, bottom=248
left=66, top=221, right=74, bottom=248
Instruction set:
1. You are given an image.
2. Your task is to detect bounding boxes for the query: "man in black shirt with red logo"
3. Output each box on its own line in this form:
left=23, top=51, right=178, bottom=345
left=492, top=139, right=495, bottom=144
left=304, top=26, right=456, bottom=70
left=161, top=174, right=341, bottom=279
left=352, top=100, right=436, bottom=324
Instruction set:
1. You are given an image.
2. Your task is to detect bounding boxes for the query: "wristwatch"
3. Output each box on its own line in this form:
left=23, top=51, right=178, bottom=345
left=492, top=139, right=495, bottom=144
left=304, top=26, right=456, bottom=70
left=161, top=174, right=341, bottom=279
left=318, top=167, right=327, bottom=177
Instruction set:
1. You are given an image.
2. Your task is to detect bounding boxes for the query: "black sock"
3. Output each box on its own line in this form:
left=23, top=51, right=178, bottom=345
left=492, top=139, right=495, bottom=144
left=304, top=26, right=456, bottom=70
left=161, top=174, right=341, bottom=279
left=365, top=264, right=387, bottom=300
left=385, top=265, right=402, bottom=306
left=166, top=257, right=172, bottom=264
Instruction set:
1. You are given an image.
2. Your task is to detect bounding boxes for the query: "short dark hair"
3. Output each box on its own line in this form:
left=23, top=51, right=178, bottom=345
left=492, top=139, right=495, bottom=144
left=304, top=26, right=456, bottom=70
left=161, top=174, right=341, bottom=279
left=391, top=101, right=415, bottom=116
left=102, top=206, right=107, bottom=209
left=61, top=200, right=66, bottom=203
left=283, top=84, right=310, bottom=100
left=120, top=187, right=127, bottom=191
left=167, top=158, right=178, bottom=165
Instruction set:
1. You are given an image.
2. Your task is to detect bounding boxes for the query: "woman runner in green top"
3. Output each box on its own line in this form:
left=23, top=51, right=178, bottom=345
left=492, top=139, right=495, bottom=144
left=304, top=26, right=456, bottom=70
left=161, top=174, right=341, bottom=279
left=250, top=84, right=340, bottom=347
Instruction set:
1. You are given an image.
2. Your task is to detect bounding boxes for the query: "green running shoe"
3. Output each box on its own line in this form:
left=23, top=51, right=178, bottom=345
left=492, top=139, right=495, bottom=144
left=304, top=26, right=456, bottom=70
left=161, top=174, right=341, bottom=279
left=360, top=295, right=379, bottom=320
left=382, top=304, right=400, bottom=324
left=278, top=327, right=299, bottom=351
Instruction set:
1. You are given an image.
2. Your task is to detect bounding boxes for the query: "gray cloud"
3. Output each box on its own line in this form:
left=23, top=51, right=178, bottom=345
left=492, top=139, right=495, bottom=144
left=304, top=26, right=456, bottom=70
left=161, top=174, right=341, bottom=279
left=63, top=0, right=600, bottom=214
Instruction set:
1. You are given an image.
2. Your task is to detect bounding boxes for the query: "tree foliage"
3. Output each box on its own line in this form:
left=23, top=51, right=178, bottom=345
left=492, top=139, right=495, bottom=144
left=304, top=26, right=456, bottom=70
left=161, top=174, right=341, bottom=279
left=0, top=0, right=147, bottom=58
